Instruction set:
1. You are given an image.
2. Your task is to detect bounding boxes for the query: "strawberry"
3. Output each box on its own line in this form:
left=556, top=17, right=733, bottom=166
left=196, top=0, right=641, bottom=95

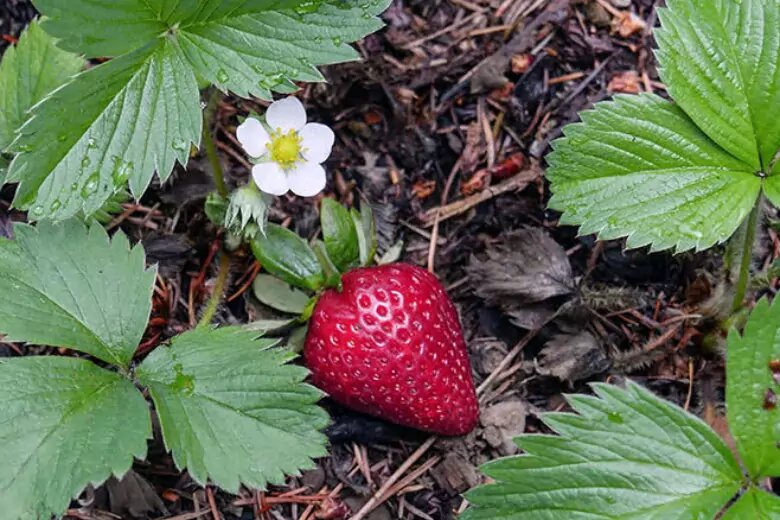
left=304, top=263, right=479, bottom=436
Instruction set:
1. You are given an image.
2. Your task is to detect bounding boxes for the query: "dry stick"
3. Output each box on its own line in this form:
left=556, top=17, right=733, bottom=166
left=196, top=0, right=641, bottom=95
left=350, top=436, right=438, bottom=520
left=420, top=166, right=541, bottom=227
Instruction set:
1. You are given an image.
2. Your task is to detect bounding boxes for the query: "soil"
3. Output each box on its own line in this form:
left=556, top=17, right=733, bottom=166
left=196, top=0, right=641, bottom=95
left=2, top=1, right=778, bottom=519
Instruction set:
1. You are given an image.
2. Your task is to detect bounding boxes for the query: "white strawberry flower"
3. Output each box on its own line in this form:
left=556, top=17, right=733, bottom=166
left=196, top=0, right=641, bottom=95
left=236, top=96, right=335, bottom=197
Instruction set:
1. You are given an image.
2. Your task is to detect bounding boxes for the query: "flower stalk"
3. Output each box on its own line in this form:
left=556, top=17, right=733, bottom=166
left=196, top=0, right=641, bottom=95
left=203, top=88, right=228, bottom=198
left=729, top=199, right=762, bottom=315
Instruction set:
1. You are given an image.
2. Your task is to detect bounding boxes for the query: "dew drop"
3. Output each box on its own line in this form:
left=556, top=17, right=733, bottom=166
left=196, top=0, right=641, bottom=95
left=30, top=205, right=45, bottom=217
left=332, top=36, right=342, bottom=46
left=57, top=134, right=67, bottom=142
left=172, top=138, right=187, bottom=151
left=81, top=156, right=91, bottom=169
left=50, top=199, right=61, bottom=212
left=70, top=182, right=79, bottom=192
left=87, top=137, right=97, bottom=148
left=81, top=172, right=100, bottom=197
left=216, top=69, right=229, bottom=83
left=294, top=0, right=322, bottom=14
left=607, top=412, right=624, bottom=424
left=259, top=73, right=284, bottom=90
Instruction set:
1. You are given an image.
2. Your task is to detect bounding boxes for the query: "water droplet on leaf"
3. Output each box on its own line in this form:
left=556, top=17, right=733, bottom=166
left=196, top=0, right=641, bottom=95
left=294, top=0, right=322, bottom=14
left=50, top=199, right=61, bottom=212
left=216, top=69, right=229, bottom=83
left=81, top=173, right=99, bottom=197
left=172, top=138, right=188, bottom=151
left=81, top=156, right=91, bottom=169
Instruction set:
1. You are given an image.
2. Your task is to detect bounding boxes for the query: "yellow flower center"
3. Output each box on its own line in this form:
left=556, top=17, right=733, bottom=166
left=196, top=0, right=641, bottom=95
left=267, top=129, right=302, bottom=168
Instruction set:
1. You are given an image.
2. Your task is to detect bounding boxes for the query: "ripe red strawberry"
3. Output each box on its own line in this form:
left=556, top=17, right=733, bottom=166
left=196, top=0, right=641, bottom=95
left=304, top=263, right=479, bottom=436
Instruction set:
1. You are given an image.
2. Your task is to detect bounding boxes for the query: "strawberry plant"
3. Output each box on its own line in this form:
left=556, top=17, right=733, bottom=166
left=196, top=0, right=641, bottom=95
left=0, top=221, right=328, bottom=518
left=251, top=199, right=480, bottom=436
left=463, top=0, right=780, bottom=518
left=0, top=2, right=392, bottom=517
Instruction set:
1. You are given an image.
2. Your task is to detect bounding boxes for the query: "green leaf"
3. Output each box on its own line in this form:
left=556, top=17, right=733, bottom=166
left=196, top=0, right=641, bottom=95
left=36, top=0, right=390, bottom=99
left=656, top=0, right=780, bottom=170
left=177, top=0, right=389, bottom=99
left=352, top=203, right=377, bottom=265
left=547, top=93, right=760, bottom=253
left=252, top=273, right=311, bottom=314
left=251, top=223, right=324, bottom=291
left=0, top=356, right=150, bottom=520
left=7, top=39, right=201, bottom=220
left=0, top=220, right=155, bottom=368
left=0, top=155, right=8, bottom=186
left=136, top=326, right=328, bottom=492
left=321, top=198, right=359, bottom=272
left=727, top=297, right=780, bottom=478
left=723, top=488, right=780, bottom=519
left=766, top=175, right=780, bottom=209
left=463, top=381, right=743, bottom=520
left=0, top=20, right=84, bottom=152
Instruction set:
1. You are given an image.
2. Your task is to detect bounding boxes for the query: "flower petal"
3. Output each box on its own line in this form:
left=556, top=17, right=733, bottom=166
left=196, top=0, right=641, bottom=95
left=300, top=123, right=335, bottom=163
left=288, top=161, right=326, bottom=197
left=266, top=96, right=307, bottom=132
left=252, top=162, right=289, bottom=196
left=236, top=117, right=270, bottom=158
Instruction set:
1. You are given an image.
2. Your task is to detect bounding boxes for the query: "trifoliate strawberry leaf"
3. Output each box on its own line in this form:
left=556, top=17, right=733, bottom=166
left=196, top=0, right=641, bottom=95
left=463, top=381, right=743, bottom=520
left=547, top=93, right=760, bottom=253
left=656, top=0, right=780, bottom=170
left=321, top=198, right=359, bottom=272
left=0, top=220, right=155, bottom=368
left=0, top=20, right=84, bottom=154
left=6, top=39, right=201, bottom=220
left=722, top=488, right=780, bottom=519
left=0, top=356, right=150, bottom=520
left=727, top=298, right=780, bottom=478
left=251, top=223, right=325, bottom=291
left=135, top=327, right=329, bottom=492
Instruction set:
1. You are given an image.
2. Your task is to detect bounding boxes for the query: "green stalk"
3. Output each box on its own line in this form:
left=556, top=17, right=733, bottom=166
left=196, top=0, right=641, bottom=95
left=198, top=251, right=231, bottom=328
left=202, top=88, right=228, bottom=198
left=729, top=199, right=762, bottom=314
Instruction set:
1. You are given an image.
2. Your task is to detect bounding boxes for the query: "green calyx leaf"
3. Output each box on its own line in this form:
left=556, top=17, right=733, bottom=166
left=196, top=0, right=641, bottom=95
left=0, top=356, right=150, bottom=520
left=727, top=297, right=780, bottom=478
left=547, top=93, right=760, bottom=253
left=252, top=273, right=311, bottom=314
left=656, top=0, right=780, bottom=170
left=0, top=19, right=84, bottom=185
left=251, top=223, right=325, bottom=291
left=352, top=202, right=377, bottom=265
left=0, top=220, right=155, bottom=368
left=463, top=380, right=743, bottom=520
left=135, top=326, right=329, bottom=492
left=320, top=198, right=359, bottom=272
left=312, top=239, right=343, bottom=289
left=17, top=0, right=389, bottom=220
